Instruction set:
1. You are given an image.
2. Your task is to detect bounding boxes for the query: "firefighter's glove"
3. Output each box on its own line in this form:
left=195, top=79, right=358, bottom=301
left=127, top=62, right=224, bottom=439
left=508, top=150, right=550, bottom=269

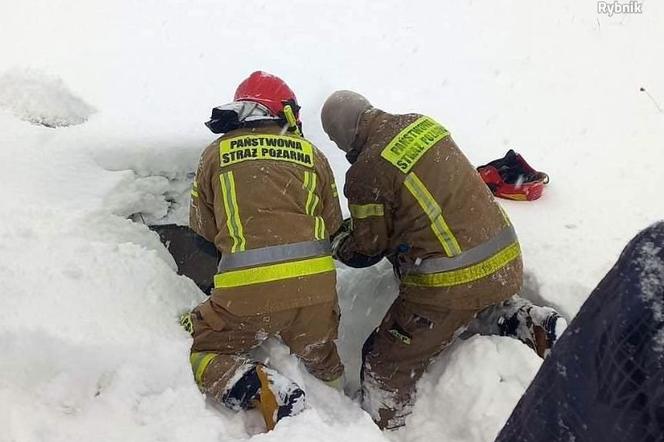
left=330, top=218, right=352, bottom=261
left=330, top=219, right=383, bottom=268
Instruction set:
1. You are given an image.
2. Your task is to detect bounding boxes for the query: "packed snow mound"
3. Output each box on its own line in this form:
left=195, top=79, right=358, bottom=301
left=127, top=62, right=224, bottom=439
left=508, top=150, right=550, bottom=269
left=106, top=171, right=194, bottom=225
left=402, top=337, right=541, bottom=442
left=91, top=136, right=204, bottom=225
left=0, top=68, right=95, bottom=127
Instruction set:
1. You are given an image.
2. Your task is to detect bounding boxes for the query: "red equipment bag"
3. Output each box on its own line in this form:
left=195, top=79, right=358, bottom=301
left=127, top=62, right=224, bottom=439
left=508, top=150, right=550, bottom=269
left=477, top=150, right=549, bottom=201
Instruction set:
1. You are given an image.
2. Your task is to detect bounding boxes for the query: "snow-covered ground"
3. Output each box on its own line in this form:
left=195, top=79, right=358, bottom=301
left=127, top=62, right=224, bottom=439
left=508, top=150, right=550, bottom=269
left=1, top=1, right=662, bottom=441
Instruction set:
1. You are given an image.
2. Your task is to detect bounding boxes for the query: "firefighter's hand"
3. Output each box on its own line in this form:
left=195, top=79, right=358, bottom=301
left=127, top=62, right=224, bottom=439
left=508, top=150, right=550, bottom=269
left=331, top=220, right=352, bottom=261
left=330, top=219, right=382, bottom=268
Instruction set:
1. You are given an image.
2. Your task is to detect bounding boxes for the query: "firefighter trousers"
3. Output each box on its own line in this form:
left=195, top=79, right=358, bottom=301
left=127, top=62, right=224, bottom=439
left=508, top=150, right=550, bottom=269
left=189, top=299, right=344, bottom=401
left=361, top=294, right=490, bottom=429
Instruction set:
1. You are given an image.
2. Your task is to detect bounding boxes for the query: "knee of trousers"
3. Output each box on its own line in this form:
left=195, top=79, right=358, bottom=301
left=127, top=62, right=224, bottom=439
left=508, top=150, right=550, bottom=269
left=299, top=340, right=344, bottom=381
left=190, top=352, right=253, bottom=399
left=360, top=325, right=439, bottom=393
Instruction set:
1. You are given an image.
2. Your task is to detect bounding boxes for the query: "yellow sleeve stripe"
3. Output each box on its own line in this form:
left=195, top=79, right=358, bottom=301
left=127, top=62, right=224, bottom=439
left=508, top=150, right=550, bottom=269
left=303, top=171, right=319, bottom=216
left=303, top=171, right=326, bottom=240
left=404, top=172, right=462, bottom=257
left=349, top=203, right=385, bottom=219
left=220, top=171, right=246, bottom=253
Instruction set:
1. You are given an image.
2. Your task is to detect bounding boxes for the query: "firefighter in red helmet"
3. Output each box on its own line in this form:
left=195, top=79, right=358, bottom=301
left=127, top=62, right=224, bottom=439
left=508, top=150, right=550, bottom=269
left=186, top=71, right=344, bottom=430
left=235, top=71, right=300, bottom=120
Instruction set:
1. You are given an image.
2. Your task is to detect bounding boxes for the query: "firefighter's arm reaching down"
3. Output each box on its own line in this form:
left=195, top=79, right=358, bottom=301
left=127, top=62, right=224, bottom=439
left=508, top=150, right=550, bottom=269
left=332, top=170, right=391, bottom=268
left=189, top=145, right=219, bottom=244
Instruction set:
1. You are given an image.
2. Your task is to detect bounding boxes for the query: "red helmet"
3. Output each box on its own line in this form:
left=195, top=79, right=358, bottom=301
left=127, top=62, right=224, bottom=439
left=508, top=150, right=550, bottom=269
left=234, top=71, right=298, bottom=117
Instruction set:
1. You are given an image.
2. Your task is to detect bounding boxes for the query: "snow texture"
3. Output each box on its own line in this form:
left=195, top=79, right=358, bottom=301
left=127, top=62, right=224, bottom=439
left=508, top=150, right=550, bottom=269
left=635, top=240, right=664, bottom=351
left=403, top=337, right=540, bottom=442
left=1, top=0, right=663, bottom=441
left=0, top=68, right=95, bottom=127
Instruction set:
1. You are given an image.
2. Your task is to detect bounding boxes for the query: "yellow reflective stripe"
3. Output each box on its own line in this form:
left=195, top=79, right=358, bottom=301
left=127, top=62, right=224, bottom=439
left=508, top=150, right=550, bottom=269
left=214, top=256, right=335, bottom=288
left=191, top=181, right=200, bottom=198
left=404, top=173, right=461, bottom=257
left=303, top=171, right=318, bottom=214
left=381, top=116, right=450, bottom=173
left=190, top=352, right=218, bottom=386
left=331, top=182, right=338, bottom=198
left=303, top=171, right=326, bottom=240
left=314, top=216, right=325, bottom=240
left=220, top=171, right=246, bottom=252
left=498, top=204, right=512, bottom=226
left=323, top=375, right=344, bottom=391
left=403, top=242, right=521, bottom=287
left=349, top=203, right=384, bottom=219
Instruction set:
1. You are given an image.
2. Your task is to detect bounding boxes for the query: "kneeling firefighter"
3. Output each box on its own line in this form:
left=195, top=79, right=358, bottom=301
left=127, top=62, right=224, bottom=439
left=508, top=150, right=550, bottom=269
left=321, top=91, right=565, bottom=430
left=186, top=72, right=344, bottom=430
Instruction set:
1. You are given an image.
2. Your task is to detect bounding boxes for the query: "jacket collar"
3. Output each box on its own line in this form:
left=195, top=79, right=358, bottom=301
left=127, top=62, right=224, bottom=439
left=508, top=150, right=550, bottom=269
left=352, top=108, right=383, bottom=154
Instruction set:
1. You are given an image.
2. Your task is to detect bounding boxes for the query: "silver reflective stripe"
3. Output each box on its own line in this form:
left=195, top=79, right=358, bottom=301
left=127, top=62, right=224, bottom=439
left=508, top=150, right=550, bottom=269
left=218, top=239, right=331, bottom=271
left=413, top=226, right=518, bottom=274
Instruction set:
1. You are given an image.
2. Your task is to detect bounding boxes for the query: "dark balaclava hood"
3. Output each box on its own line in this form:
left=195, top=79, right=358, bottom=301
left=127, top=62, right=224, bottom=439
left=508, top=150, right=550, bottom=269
left=321, top=90, right=372, bottom=154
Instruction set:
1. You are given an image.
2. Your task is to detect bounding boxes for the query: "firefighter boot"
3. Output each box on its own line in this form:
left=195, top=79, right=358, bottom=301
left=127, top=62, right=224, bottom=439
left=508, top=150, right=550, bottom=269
left=222, top=363, right=306, bottom=431
left=496, top=299, right=568, bottom=357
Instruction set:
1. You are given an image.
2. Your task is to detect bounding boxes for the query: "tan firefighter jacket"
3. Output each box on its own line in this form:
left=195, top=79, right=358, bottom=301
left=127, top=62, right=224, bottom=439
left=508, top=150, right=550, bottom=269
left=190, top=123, right=343, bottom=315
left=337, top=110, right=522, bottom=309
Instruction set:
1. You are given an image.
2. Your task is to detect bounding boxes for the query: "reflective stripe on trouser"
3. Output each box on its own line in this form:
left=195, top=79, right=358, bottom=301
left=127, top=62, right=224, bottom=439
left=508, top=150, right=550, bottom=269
left=403, top=239, right=521, bottom=287
left=218, top=239, right=331, bottom=272
left=303, top=171, right=326, bottom=240
left=349, top=203, right=385, bottom=219
left=190, top=352, right=219, bottom=386
left=190, top=301, right=344, bottom=400
left=214, top=255, right=335, bottom=289
left=324, top=375, right=344, bottom=391
left=219, top=171, right=246, bottom=252
left=403, top=172, right=462, bottom=257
